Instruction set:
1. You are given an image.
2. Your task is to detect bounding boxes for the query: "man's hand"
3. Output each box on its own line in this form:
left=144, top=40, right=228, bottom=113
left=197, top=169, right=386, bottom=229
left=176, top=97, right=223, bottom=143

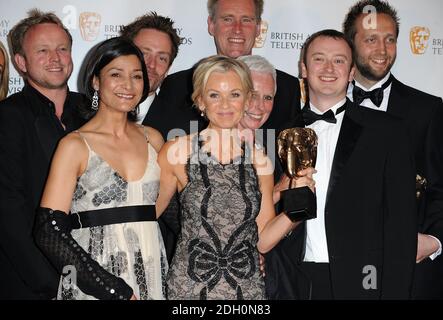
left=273, top=168, right=316, bottom=204
left=416, top=233, right=440, bottom=263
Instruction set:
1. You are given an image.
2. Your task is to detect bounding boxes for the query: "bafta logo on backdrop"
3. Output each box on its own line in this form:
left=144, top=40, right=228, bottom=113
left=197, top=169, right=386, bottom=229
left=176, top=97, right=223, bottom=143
left=254, top=20, right=268, bottom=48
left=79, top=12, right=101, bottom=42
left=410, top=26, right=430, bottom=55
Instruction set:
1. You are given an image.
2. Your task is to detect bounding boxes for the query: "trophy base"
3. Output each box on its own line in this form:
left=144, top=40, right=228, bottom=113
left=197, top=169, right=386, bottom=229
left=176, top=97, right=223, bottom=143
left=280, top=186, right=317, bottom=222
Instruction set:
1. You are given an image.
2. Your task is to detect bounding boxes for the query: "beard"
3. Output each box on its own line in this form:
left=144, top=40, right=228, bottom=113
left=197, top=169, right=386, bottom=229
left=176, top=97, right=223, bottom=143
left=355, top=54, right=396, bottom=82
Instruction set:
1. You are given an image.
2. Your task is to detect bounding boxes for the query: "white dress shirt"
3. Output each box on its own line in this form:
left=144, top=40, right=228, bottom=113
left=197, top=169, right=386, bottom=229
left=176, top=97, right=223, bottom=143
left=347, top=74, right=442, bottom=260
left=136, top=94, right=156, bottom=124
left=303, top=98, right=347, bottom=263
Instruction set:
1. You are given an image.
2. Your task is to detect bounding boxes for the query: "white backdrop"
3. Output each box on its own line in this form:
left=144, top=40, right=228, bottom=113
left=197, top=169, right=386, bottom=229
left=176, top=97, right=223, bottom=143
left=1, top=0, right=442, bottom=98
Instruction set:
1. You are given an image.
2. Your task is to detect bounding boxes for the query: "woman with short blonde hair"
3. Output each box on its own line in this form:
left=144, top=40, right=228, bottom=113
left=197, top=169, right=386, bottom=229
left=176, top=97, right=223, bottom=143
left=0, top=40, right=9, bottom=101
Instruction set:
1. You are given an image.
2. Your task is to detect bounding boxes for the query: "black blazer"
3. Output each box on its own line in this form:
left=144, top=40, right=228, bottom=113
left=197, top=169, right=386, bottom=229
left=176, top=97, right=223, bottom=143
left=387, top=77, right=443, bottom=241
left=266, top=100, right=417, bottom=299
left=387, top=77, right=443, bottom=298
left=141, top=94, right=182, bottom=140
left=0, top=85, right=87, bottom=299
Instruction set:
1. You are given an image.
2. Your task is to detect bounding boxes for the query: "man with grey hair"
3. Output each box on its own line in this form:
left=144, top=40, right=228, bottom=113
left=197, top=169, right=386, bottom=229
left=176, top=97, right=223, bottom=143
left=154, top=0, right=301, bottom=269
left=0, top=9, right=87, bottom=299
left=157, top=0, right=301, bottom=138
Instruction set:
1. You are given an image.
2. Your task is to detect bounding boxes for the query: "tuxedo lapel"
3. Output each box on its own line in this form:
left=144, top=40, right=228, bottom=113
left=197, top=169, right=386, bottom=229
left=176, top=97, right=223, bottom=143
left=142, top=94, right=160, bottom=124
left=386, top=77, right=408, bottom=119
left=325, top=106, right=362, bottom=208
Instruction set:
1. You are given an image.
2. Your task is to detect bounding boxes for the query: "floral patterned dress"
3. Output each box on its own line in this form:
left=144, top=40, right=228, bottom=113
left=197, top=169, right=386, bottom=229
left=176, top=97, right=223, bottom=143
left=58, top=130, right=167, bottom=300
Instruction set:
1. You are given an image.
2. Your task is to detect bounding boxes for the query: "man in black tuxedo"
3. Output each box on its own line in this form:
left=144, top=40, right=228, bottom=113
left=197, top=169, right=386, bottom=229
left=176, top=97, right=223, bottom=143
left=0, top=10, right=87, bottom=299
left=120, top=12, right=181, bottom=139
left=343, top=0, right=443, bottom=299
left=120, top=13, right=182, bottom=263
left=156, top=0, right=301, bottom=138
left=268, top=29, right=417, bottom=299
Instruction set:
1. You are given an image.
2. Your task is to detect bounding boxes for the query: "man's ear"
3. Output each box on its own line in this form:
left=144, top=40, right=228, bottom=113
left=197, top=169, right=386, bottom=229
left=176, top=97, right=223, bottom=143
left=349, top=65, right=356, bottom=82
left=14, top=54, right=27, bottom=74
left=207, top=16, right=215, bottom=36
left=255, top=22, right=260, bottom=38
left=301, top=61, right=308, bottom=79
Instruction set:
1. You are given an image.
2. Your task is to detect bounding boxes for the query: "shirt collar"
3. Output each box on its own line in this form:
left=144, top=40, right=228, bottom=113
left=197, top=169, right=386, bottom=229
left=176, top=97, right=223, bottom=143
left=309, top=97, right=347, bottom=115
left=354, top=72, right=392, bottom=91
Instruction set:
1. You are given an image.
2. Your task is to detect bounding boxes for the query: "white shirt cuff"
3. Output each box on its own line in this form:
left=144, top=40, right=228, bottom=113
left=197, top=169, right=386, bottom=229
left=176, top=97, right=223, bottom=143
left=428, top=235, right=442, bottom=260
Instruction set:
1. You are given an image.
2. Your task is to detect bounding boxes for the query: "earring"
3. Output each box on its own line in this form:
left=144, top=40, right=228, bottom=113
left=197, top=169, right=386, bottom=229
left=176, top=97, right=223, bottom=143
left=200, top=108, right=205, bottom=117
left=91, top=90, right=99, bottom=111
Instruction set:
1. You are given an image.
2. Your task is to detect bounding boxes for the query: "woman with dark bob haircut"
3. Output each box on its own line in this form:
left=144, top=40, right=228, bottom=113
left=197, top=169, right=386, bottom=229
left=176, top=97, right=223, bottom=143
left=80, top=37, right=150, bottom=120
left=34, top=37, right=167, bottom=300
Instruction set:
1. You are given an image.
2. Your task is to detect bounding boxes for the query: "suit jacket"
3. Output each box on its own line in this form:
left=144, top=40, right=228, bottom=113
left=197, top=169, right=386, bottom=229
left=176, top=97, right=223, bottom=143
left=266, top=100, right=417, bottom=299
left=141, top=94, right=177, bottom=140
left=387, top=77, right=443, bottom=241
left=387, top=76, right=443, bottom=298
left=0, top=85, right=87, bottom=299
left=146, top=68, right=203, bottom=139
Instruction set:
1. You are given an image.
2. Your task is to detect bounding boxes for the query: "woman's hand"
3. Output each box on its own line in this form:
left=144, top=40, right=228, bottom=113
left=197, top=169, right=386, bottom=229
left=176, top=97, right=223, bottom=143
left=259, top=253, right=266, bottom=277
left=273, top=174, right=290, bottom=204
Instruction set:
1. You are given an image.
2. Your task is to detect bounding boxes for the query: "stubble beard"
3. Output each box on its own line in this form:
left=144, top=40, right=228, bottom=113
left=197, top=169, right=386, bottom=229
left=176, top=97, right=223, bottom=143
left=355, top=54, right=396, bottom=82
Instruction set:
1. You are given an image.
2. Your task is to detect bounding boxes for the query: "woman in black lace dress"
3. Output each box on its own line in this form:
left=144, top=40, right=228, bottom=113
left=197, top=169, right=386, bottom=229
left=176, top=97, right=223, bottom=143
left=156, top=55, right=313, bottom=300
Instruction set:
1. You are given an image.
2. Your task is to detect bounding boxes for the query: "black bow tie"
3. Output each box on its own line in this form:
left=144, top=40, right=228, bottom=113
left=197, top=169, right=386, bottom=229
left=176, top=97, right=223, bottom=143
left=352, top=75, right=393, bottom=107
left=302, top=102, right=346, bottom=126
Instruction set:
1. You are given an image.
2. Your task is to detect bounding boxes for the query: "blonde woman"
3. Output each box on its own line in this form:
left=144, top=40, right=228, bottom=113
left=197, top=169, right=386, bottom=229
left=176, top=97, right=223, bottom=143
left=0, top=40, right=9, bottom=100
left=157, top=55, right=312, bottom=300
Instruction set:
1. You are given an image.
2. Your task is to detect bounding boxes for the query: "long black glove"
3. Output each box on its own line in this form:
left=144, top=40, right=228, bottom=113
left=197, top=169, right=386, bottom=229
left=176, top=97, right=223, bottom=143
left=33, top=207, right=133, bottom=300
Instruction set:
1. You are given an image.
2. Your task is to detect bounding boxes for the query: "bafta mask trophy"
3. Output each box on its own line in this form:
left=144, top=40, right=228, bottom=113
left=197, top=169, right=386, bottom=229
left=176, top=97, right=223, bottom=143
left=277, top=128, right=318, bottom=221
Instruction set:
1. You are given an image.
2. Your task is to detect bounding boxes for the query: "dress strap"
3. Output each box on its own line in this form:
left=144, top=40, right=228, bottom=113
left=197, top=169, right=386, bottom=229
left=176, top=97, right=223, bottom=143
left=75, top=130, right=92, bottom=152
left=138, top=124, right=149, bottom=144
left=138, top=125, right=156, bottom=164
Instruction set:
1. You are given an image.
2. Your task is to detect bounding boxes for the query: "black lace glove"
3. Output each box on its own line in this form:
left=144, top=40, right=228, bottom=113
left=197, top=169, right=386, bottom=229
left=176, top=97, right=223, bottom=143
left=33, top=207, right=133, bottom=300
